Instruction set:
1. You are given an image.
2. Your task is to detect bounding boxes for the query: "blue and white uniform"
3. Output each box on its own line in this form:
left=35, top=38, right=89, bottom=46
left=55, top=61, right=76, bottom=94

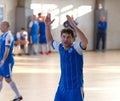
left=0, top=31, right=14, bottom=78
left=16, top=31, right=28, bottom=41
left=29, top=21, right=39, bottom=44
left=52, top=40, right=85, bottom=101
left=39, top=21, right=47, bottom=44
left=16, top=31, right=28, bottom=49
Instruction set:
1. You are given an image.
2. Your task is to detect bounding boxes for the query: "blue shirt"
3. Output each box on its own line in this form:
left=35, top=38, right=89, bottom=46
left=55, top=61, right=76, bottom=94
left=98, top=21, right=107, bottom=31
left=29, top=21, right=39, bottom=36
left=39, top=21, right=46, bottom=37
left=52, top=40, right=85, bottom=89
left=0, top=31, right=14, bottom=63
left=16, top=31, right=28, bottom=41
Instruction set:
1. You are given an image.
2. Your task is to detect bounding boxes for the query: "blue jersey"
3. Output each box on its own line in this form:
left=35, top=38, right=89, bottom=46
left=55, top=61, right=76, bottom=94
left=52, top=40, right=85, bottom=90
left=16, top=31, right=28, bottom=41
left=39, top=21, right=47, bottom=44
left=39, top=21, right=46, bottom=36
left=0, top=31, right=14, bottom=62
left=29, top=21, right=39, bottom=36
left=98, top=21, right=107, bottom=31
left=29, top=21, right=39, bottom=44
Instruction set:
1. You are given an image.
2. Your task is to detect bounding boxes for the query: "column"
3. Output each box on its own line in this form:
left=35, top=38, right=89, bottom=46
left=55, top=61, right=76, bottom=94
left=15, top=0, right=33, bottom=32
left=94, top=0, right=107, bottom=50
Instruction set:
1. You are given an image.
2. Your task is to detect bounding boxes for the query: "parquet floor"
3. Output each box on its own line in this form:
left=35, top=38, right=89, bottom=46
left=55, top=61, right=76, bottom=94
left=0, top=50, right=120, bottom=101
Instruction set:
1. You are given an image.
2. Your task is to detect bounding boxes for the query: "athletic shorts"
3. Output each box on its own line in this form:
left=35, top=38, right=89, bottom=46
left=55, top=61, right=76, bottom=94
left=30, top=35, right=38, bottom=44
left=54, top=86, right=84, bottom=101
left=0, top=61, right=14, bottom=78
left=39, top=37, right=47, bottom=44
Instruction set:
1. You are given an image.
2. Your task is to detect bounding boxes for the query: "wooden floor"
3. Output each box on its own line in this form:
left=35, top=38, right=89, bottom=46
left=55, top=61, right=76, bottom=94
left=0, top=50, right=120, bottom=101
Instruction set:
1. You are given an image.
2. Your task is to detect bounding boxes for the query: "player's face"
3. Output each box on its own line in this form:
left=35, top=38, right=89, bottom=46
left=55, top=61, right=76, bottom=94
left=0, top=23, right=6, bottom=33
left=100, top=16, right=105, bottom=22
left=61, top=33, right=74, bottom=49
left=21, top=30, right=24, bottom=34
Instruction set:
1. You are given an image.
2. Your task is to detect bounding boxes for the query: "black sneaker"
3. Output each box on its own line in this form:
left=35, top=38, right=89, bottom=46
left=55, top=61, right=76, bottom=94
left=12, top=96, right=23, bottom=101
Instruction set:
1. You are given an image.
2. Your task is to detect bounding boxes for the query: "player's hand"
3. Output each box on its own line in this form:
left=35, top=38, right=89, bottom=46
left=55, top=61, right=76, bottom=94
left=45, top=13, right=55, bottom=26
left=66, top=15, right=75, bottom=27
left=0, top=60, right=4, bottom=67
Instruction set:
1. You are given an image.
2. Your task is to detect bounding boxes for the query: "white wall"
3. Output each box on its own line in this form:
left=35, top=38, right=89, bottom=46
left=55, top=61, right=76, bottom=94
left=32, top=0, right=95, bottom=50
left=0, top=0, right=17, bottom=33
left=105, top=0, right=120, bottom=49
left=1, top=0, right=120, bottom=50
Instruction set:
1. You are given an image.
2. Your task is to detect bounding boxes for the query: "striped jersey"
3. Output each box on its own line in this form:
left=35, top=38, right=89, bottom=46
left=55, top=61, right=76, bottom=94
left=0, top=31, right=14, bottom=63
left=29, top=21, right=39, bottom=36
left=52, top=40, right=85, bottom=89
left=16, top=31, right=28, bottom=41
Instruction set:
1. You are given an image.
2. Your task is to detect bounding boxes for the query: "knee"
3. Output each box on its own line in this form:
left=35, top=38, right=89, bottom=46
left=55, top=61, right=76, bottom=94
left=5, top=78, right=12, bottom=83
left=0, top=76, right=3, bottom=81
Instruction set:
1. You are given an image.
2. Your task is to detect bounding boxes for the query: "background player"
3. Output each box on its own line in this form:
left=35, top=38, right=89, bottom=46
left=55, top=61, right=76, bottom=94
left=96, top=15, right=107, bottom=52
left=28, top=15, right=39, bottom=55
left=14, top=27, right=29, bottom=55
left=38, top=13, right=51, bottom=55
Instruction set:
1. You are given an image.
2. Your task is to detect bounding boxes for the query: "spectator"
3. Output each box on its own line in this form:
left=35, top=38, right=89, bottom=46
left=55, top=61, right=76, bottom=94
left=28, top=15, right=39, bottom=55
left=14, top=28, right=29, bottom=55
left=96, top=15, right=107, bottom=52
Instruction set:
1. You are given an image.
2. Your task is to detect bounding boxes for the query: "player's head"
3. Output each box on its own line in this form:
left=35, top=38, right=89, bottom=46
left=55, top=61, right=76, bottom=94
left=33, top=15, right=37, bottom=21
left=0, top=21, right=10, bottom=33
left=38, top=13, right=42, bottom=17
left=20, top=27, right=25, bottom=34
left=100, top=16, right=106, bottom=22
left=61, top=28, right=74, bottom=49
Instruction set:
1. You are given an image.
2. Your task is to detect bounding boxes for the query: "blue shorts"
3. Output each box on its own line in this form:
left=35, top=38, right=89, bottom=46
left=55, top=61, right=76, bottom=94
left=0, top=61, right=14, bottom=78
left=54, top=86, right=84, bottom=101
left=30, top=35, right=38, bottom=44
left=39, top=36, right=47, bottom=44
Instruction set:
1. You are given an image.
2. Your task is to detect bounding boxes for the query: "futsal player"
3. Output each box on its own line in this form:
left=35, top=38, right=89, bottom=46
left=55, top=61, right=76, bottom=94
left=0, top=21, right=23, bottom=101
left=45, top=13, right=88, bottom=101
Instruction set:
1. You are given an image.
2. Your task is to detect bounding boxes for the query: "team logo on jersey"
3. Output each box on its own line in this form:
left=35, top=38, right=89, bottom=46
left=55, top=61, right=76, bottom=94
left=68, top=48, right=73, bottom=53
left=8, top=40, right=11, bottom=44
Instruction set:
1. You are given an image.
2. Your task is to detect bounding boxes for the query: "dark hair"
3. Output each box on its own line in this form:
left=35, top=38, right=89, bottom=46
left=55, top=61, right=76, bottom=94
left=38, top=13, right=42, bottom=16
left=61, top=28, right=74, bottom=38
left=21, top=27, right=25, bottom=30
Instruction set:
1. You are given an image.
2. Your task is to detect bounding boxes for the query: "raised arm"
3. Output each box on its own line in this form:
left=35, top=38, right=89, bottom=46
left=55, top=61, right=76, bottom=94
left=66, top=15, right=88, bottom=49
left=45, top=13, right=55, bottom=44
